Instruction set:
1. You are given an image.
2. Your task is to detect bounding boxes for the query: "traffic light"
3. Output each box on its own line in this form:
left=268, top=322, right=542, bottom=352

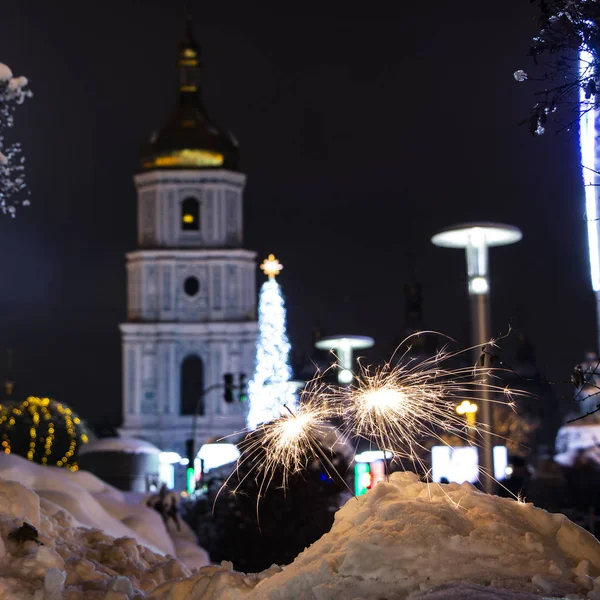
left=185, top=438, right=195, bottom=494
left=223, top=373, right=235, bottom=403
left=185, top=438, right=195, bottom=465
left=238, top=373, right=248, bottom=403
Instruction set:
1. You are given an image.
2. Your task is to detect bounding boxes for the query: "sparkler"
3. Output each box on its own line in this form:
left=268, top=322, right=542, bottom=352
left=222, top=381, right=348, bottom=502
left=222, top=332, right=528, bottom=501
left=330, top=332, right=526, bottom=479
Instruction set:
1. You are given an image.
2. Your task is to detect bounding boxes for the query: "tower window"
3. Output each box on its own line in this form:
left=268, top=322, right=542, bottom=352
left=184, top=276, right=200, bottom=297
left=181, top=197, right=200, bottom=231
left=181, top=355, right=204, bottom=416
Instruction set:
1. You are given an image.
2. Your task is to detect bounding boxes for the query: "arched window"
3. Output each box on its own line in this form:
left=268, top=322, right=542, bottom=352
left=180, top=355, right=204, bottom=415
left=181, top=197, right=200, bottom=231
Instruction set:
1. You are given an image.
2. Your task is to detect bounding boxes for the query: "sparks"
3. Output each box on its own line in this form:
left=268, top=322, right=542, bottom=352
left=228, top=386, right=335, bottom=497
left=226, top=332, right=530, bottom=502
left=329, top=333, right=529, bottom=475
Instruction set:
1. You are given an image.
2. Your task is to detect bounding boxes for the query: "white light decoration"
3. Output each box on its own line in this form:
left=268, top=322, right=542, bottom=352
left=493, top=445, right=508, bottom=481
left=579, top=49, right=600, bottom=292
left=338, top=369, right=354, bottom=384
left=247, top=255, right=295, bottom=430
left=431, top=445, right=479, bottom=484
left=354, top=450, right=393, bottom=463
left=198, top=443, right=241, bottom=471
left=159, top=451, right=182, bottom=465
left=469, top=276, right=489, bottom=295
left=158, top=463, right=175, bottom=488
left=431, top=445, right=508, bottom=484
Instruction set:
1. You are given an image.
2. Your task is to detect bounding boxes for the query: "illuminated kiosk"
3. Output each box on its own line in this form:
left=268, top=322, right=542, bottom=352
left=314, top=335, right=374, bottom=384
left=198, top=442, right=240, bottom=473
left=431, top=222, right=522, bottom=493
left=354, top=449, right=393, bottom=495
left=77, top=437, right=161, bottom=492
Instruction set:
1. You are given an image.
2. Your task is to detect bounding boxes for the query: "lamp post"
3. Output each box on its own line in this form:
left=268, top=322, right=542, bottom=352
left=187, top=373, right=247, bottom=492
left=431, top=222, right=522, bottom=493
left=456, top=400, right=478, bottom=429
left=315, top=335, right=375, bottom=384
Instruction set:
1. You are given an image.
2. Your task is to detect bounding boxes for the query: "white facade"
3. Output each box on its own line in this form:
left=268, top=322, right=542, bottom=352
left=120, top=169, right=257, bottom=454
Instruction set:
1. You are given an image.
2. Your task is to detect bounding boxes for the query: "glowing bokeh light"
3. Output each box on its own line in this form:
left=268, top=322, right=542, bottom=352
left=580, top=49, right=600, bottom=291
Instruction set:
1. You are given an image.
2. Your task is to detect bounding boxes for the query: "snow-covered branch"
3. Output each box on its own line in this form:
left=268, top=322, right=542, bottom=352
left=0, top=62, right=32, bottom=216
left=515, top=0, right=600, bottom=135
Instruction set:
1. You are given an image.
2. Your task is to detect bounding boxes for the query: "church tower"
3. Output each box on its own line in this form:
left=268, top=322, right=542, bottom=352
left=119, top=19, right=257, bottom=454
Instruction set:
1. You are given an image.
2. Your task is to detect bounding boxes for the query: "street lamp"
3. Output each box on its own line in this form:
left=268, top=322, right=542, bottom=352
left=431, top=222, right=522, bottom=493
left=456, top=400, right=478, bottom=429
left=315, top=335, right=375, bottom=384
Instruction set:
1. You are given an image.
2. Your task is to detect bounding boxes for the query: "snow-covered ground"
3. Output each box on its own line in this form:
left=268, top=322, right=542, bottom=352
left=153, top=472, right=600, bottom=600
left=1, top=457, right=600, bottom=598
left=0, top=453, right=209, bottom=598
left=76, top=437, right=161, bottom=457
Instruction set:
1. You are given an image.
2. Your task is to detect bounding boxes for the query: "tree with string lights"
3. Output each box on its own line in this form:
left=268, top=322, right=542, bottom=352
left=0, top=397, right=89, bottom=470
left=247, top=254, right=296, bottom=430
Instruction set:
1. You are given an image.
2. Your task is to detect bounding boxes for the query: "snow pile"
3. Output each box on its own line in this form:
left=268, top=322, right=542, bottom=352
left=0, top=454, right=209, bottom=570
left=77, top=437, right=161, bottom=456
left=2, top=458, right=600, bottom=599
left=0, top=477, right=189, bottom=599
left=152, top=472, right=600, bottom=600
left=0, top=61, right=32, bottom=215
left=0, top=62, right=29, bottom=103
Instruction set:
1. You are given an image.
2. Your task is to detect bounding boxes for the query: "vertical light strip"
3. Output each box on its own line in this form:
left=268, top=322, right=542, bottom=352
left=580, top=49, right=600, bottom=291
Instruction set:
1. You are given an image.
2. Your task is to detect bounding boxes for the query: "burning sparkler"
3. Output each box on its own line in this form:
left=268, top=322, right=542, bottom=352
left=329, top=333, right=526, bottom=479
left=222, top=332, right=528, bottom=501
left=222, top=382, right=347, bottom=501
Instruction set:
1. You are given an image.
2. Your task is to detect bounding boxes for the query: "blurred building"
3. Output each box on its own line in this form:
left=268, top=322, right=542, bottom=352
left=499, top=329, right=561, bottom=458
left=389, top=277, right=439, bottom=364
left=119, top=20, right=257, bottom=459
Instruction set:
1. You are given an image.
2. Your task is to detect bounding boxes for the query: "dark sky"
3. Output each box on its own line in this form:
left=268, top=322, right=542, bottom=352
left=0, top=0, right=595, bottom=425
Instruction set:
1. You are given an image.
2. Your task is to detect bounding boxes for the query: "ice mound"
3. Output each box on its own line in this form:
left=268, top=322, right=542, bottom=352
left=153, top=472, right=600, bottom=600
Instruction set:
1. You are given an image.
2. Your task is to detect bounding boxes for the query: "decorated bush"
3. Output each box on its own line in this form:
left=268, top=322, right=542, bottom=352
left=0, top=397, right=88, bottom=470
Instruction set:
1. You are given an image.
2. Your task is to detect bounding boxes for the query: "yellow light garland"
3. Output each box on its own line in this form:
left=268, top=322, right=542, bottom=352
left=0, top=396, right=88, bottom=468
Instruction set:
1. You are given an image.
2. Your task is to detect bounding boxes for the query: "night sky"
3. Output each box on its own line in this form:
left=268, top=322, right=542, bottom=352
left=0, top=1, right=595, bottom=426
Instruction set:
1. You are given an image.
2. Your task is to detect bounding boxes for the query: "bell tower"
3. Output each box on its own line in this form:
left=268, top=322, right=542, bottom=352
left=119, top=17, right=257, bottom=454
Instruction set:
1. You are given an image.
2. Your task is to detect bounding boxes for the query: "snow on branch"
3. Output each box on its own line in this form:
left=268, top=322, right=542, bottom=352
left=516, top=0, right=600, bottom=135
left=0, top=62, right=32, bottom=216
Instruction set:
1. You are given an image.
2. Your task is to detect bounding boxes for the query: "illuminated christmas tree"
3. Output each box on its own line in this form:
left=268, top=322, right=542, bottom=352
left=0, top=397, right=89, bottom=470
left=247, top=254, right=296, bottom=430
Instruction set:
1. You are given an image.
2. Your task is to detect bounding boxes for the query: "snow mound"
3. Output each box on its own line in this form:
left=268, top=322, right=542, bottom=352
left=0, top=453, right=170, bottom=554
left=0, top=454, right=210, bottom=571
left=0, top=478, right=190, bottom=599
left=155, top=472, right=600, bottom=600
left=77, top=437, right=161, bottom=456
